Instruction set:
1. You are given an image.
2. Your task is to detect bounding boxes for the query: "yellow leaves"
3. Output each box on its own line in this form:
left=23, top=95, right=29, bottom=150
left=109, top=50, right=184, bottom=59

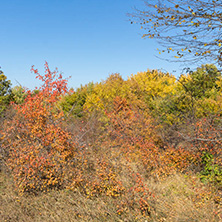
left=129, top=69, right=176, bottom=99
left=206, top=50, right=211, bottom=54
left=128, top=0, right=222, bottom=67
left=84, top=73, right=131, bottom=114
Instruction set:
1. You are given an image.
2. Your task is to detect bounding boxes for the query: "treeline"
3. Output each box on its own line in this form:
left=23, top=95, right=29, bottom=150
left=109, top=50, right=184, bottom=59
left=0, top=63, right=221, bottom=221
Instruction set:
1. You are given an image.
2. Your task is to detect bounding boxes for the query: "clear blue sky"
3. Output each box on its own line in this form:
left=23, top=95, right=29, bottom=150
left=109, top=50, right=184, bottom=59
left=0, top=0, right=183, bottom=89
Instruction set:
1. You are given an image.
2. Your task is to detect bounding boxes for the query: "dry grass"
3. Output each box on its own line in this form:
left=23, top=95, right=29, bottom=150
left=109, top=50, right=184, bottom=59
left=147, top=173, right=221, bottom=221
left=1, top=170, right=221, bottom=222
left=0, top=172, right=121, bottom=222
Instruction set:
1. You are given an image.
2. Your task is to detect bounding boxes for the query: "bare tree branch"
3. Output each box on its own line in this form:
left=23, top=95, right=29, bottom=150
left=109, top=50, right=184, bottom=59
left=129, top=0, right=222, bottom=66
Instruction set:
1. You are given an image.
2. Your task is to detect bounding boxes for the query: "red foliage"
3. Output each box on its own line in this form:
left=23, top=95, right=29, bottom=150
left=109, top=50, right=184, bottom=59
left=105, top=96, right=199, bottom=179
left=2, top=62, right=79, bottom=194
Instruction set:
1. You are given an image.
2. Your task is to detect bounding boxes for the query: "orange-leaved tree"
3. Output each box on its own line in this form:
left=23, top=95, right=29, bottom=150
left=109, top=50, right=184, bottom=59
left=2, top=62, right=82, bottom=194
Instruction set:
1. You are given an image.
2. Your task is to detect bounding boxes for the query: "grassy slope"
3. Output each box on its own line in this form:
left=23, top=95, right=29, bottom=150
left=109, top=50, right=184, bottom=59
left=1, top=171, right=221, bottom=222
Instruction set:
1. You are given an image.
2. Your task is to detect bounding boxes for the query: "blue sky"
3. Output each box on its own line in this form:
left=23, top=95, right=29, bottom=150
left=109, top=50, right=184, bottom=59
left=0, top=0, right=183, bottom=89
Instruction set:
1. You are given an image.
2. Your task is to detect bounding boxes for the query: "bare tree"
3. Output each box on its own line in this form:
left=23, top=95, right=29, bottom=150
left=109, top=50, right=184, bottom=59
left=129, top=0, right=222, bottom=66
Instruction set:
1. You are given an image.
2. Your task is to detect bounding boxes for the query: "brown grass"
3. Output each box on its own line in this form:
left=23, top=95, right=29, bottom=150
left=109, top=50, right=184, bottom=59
left=1, top=170, right=221, bottom=222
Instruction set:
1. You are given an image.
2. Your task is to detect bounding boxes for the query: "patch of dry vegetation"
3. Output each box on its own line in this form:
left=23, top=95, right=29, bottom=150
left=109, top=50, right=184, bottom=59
left=0, top=64, right=221, bottom=221
left=1, top=171, right=221, bottom=221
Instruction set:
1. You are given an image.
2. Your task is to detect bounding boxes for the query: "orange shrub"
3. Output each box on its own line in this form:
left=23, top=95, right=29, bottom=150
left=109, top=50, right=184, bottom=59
left=104, top=96, right=199, bottom=179
left=2, top=62, right=81, bottom=194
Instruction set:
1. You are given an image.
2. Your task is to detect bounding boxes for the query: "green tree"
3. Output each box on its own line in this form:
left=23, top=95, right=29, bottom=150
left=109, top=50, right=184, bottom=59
left=59, top=83, right=94, bottom=118
left=180, top=64, right=221, bottom=98
left=11, top=85, right=27, bottom=104
left=0, top=70, right=12, bottom=114
left=178, top=64, right=222, bottom=117
left=155, top=64, right=222, bottom=124
left=130, top=0, right=222, bottom=66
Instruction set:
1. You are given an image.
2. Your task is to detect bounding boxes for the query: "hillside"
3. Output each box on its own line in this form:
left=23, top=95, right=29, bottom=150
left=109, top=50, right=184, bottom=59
left=0, top=63, right=221, bottom=221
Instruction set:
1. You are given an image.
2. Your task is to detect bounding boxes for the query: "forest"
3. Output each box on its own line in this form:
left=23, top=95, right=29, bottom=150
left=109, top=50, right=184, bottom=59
left=0, top=62, right=221, bottom=221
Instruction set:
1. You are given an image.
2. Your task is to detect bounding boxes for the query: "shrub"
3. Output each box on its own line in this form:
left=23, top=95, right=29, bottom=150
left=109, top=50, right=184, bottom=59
left=2, top=62, right=81, bottom=194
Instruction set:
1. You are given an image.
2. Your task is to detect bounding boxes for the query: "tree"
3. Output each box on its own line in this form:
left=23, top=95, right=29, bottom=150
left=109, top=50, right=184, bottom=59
left=180, top=64, right=221, bottom=99
left=11, top=86, right=27, bottom=104
left=0, top=70, right=12, bottom=114
left=59, top=83, right=93, bottom=118
left=84, top=73, right=131, bottom=113
left=1, top=62, right=81, bottom=194
left=130, top=0, right=222, bottom=66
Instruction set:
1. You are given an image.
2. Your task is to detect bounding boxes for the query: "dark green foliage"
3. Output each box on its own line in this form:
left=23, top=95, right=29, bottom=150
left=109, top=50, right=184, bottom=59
left=200, top=152, right=222, bottom=188
left=154, top=64, right=222, bottom=126
left=60, top=83, right=94, bottom=117
left=181, top=64, right=221, bottom=99
left=0, top=70, right=12, bottom=114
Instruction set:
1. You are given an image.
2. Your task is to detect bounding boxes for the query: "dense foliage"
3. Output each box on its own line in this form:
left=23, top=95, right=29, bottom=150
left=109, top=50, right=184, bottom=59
left=0, top=70, right=12, bottom=115
left=1, top=63, right=221, bottom=221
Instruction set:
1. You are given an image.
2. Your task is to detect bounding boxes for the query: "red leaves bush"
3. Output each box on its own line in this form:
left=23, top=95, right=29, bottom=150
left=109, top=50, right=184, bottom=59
left=105, top=96, right=199, bottom=179
left=2, top=62, right=80, bottom=194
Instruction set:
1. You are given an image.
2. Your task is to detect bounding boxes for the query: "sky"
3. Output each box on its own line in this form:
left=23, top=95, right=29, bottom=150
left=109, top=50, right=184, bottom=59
left=0, top=0, right=184, bottom=90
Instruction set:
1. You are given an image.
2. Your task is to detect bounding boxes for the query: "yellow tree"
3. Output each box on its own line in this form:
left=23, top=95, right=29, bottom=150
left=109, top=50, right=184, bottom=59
left=84, top=73, right=132, bottom=112
left=130, top=0, right=222, bottom=66
left=127, top=69, right=177, bottom=114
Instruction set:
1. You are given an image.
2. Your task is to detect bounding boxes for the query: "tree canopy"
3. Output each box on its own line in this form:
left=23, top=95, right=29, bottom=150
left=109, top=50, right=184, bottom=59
left=0, top=70, right=12, bottom=114
left=130, top=0, right=222, bottom=66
